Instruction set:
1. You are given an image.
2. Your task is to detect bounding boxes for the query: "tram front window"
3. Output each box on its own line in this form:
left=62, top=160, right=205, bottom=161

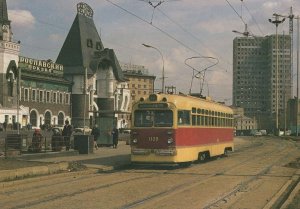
left=134, top=110, right=173, bottom=127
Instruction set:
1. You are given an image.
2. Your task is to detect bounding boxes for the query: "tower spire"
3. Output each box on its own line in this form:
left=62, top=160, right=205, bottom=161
left=0, top=0, right=10, bottom=25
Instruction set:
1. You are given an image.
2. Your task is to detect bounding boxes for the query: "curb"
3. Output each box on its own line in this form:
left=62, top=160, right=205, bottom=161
left=0, top=162, right=70, bottom=182
left=263, top=174, right=300, bottom=209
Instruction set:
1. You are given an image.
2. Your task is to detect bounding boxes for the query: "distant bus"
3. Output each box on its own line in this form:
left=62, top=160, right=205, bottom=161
left=130, top=93, right=234, bottom=166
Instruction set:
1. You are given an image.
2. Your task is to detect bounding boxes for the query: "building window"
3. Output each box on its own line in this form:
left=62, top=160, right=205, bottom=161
left=65, top=94, right=70, bottom=104
left=24, top=88, right=29, bottom=101
left=87, top=39, right=93, bottom=48
left=39, top=90, right=44, bottom=102
left=46, top=91, right=51, bottom=103
left=53, top=92, right=57, bottom=103
left=32, top=89, right=36, bottom=102
left=96, top=42, right=102, bottom=50
left=59, top=93, right=63, bottom=104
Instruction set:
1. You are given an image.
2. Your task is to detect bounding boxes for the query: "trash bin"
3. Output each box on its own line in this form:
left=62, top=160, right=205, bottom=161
left=74, top=135, right=93, bottom=154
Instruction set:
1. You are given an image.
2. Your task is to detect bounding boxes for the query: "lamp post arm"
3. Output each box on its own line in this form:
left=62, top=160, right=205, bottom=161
left=142, top=43, right=165, bottom=93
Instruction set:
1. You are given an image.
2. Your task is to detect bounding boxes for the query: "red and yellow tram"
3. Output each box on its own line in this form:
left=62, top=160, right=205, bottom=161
left=130, top=93, right=234, bottom=165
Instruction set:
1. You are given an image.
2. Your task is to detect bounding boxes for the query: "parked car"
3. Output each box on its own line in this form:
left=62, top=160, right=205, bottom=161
left=255, top=131, right=262, bottom=136
left=259, top=130, right=267, bottom=136
left=53, top=126, right=64, bottom=131
left=74, top=126, right=91, bottom=134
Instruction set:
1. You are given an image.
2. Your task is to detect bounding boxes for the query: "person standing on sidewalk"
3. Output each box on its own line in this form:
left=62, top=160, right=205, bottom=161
left=3, top=121, right=7, bottom=132
left=31, top=128, right=43, bottom=152
left=91, top=124, right=100, bottom=150
left=62, top=120, right=72, bottom=151
left=111, top=126, right=119, bottom=149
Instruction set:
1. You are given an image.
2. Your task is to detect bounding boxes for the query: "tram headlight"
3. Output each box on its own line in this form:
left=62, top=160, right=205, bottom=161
left=167, top=138, right=174, bottom=144
left=132, top=138, right=138, bottom=144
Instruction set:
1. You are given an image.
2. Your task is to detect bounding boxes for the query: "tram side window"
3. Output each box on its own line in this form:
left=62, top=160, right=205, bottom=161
left=178, top=110, right=190, bottom=126
left=192, top=115, right=196, bottom=125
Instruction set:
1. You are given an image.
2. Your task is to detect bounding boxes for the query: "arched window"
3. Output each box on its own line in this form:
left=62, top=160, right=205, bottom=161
left=30, top=111, right=37, bottom=127
left=58, top=112, right=64, bottom=126
left=45, top=111, right=51, bottom=125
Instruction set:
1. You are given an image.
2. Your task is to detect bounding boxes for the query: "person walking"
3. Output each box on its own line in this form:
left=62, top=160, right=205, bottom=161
left=31, top=128, right=43, bottom=152
left=91, top=124, right=100, bottom=150
left=3, top=121, right=7, bottom=132
left=62, top=120, right=73, bottom=151
left=111, top=126, right=119, bottom=149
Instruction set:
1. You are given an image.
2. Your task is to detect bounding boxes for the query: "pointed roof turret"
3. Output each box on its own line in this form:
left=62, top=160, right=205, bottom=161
left=0, top=0, right=10, bottom=25
left=56, top=2, right=104, bottom=76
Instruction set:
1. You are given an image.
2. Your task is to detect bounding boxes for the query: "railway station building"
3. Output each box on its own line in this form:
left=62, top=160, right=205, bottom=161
left=0, top=0, right=72, bottom=129
left=0, top=1, right=156, bottom=131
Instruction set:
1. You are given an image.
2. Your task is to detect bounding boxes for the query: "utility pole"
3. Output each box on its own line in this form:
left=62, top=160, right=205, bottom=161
left=275, top=9, right=300, bottom=135
left=297, top=16, right=299, bottom=136
left=83, top=67, right=87, bottom=135
left=269, top=14, right=285, bottom=135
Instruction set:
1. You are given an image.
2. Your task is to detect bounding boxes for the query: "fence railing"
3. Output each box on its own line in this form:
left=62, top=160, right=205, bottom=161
left=0, top=132, right=75, bottom=158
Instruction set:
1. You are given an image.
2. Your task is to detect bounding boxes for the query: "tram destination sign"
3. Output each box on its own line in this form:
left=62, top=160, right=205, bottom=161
left=19, top=56, right=64, bottom=75
left=138, top=103, right=168, bottom=109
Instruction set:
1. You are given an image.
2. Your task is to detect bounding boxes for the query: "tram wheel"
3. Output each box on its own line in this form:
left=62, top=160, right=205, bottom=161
left=223, top=148, right=231, bottom=157
left=198, top=152, right=206, bottom=162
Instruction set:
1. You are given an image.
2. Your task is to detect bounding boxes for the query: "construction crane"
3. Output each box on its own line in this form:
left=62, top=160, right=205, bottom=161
left=232, top=24, right=253, bottom=37
left=275, top=7, right=294, bottom=36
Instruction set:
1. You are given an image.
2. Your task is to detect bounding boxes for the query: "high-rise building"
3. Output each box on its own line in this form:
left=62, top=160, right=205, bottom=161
left=233, top=35, right=292, bottom=131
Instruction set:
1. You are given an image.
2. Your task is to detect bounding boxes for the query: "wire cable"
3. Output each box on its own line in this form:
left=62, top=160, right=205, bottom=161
left=225, top=0, right=247, bottom=25
left=105, top=0, right=232, bottom=72
left=242, top=1, right=265, bottom=36
left=156, top=7, right=232, bottom=70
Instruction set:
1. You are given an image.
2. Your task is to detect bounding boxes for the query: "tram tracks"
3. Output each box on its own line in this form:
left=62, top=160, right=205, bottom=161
left=1, top=138, right=299, bottom=209
left=118, top=139, right=298, bottom=209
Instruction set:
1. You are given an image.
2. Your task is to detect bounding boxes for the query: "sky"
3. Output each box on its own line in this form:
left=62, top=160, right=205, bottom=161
left=7, top=0, right=300, bottom=105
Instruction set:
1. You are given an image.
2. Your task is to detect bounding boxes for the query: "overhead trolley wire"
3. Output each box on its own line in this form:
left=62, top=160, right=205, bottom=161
left=157, top=7, right=233, bottom=69
left=225, top=0, right=247, bottom=25
left=105, top=0, right=230, bottom=72
left=105, top=0, right=204, bottom=56
left=242, top=1, right=265, bottom=36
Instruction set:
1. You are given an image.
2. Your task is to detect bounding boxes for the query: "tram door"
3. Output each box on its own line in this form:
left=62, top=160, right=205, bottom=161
left=96, top=116, right=116, bottom=146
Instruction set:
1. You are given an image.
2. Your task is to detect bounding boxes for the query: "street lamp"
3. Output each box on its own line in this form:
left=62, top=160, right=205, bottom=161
left=269, top=14, right=285, bottom=135
left=142, top=43, right=165, bottom=93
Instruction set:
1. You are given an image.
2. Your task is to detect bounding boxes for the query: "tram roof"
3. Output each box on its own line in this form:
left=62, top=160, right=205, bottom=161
left=140, top=93, right=233, bottom=113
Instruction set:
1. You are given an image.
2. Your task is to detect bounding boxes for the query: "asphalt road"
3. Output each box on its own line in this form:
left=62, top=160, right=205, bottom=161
left=1, top=136, right=300, bottom=209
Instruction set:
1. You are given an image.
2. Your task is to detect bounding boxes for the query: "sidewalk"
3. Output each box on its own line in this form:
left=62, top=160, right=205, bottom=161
left=0, top=141, right=131, bottom=182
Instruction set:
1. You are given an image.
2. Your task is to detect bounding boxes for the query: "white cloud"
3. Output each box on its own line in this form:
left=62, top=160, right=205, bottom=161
left=8, top=10, right=35, bottom=29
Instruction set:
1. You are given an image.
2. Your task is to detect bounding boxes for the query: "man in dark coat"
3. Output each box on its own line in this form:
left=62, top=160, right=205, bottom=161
left=62, top=120, right=72, bottom=151
left=111, top=127, right=119, bottom=148
left=91, top=124, right=100, bottom=150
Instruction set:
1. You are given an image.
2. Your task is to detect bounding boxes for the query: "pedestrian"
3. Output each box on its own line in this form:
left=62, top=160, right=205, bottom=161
left=31, top=128, right=43, bottom=152
left=52, top=128, right=63, bottom=151
left=91, top=124, right=100, bottom=150
left=111, top=126, right=119, bottom=148
left=3, top=121, right=7, bottom=131
left=62, top=120, right=73, bottom=151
